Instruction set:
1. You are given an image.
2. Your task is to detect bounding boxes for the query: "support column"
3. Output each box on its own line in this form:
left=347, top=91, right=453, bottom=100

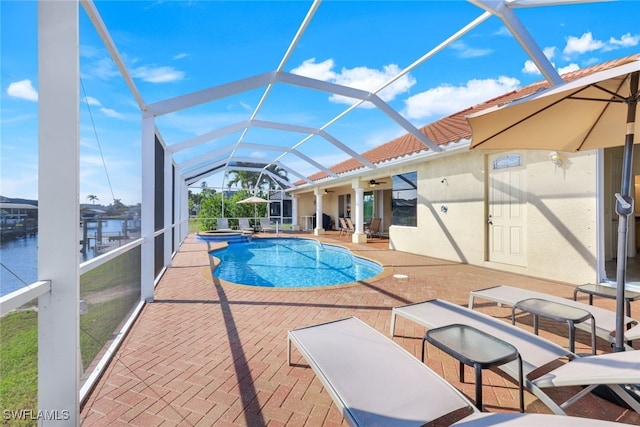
left=376, top=189, right=386, bottom=234
left=291, top=196, right=300, bottom=231
left=164, top=151, right=172, bottom=267
left=314, top=189, right=325, bottom=236
left=38, top=1, right=80, bottom=423
left=175, top=173, right=184, bottom=245
left=352, top=185, right=367, bottom=243
left=141, top=116, right=155, bottom=302
left=183, top=180, right=190, bottom=241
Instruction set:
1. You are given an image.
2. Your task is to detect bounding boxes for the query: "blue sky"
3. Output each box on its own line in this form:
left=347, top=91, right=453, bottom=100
left=2, top=0, right=640, bottom=205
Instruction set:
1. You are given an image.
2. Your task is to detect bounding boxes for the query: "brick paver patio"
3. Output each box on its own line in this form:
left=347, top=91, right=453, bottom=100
left=80, top=231, right=640, bottom=426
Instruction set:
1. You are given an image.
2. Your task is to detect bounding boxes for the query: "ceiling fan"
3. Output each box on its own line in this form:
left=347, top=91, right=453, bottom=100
left=323, top=189, right=335, bottom=194
left=368, top=179, right=387, bottom=187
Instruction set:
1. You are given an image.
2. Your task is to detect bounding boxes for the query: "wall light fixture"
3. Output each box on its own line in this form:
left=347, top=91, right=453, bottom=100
left=549, top=151, right=563, bottom=171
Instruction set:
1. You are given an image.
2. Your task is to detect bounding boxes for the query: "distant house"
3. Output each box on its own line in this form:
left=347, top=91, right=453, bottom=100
left=81, top=208, right=106, bottom=220
left=0, top=202, right=38, bottom=225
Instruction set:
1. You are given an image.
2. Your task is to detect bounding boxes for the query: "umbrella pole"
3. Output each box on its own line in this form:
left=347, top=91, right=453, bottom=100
left=614, top=71, right=638, bottom=352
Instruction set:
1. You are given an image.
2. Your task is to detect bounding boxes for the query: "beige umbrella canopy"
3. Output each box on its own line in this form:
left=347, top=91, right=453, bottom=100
left=468, top=58, right=640, bottom=152
left=237, top=195, right=270, bottom=204
left=467, top=58, right=640, bottom=353
left=237, top=195, right=272, bottom=226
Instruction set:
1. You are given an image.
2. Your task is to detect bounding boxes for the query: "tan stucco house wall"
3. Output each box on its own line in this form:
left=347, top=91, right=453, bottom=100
left=388, top=149, right=598, bottom=285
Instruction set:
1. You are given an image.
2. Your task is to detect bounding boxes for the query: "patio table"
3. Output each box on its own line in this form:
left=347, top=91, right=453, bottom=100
left=573, top=283, right=640, bottom=317
left=512, top=298, right=596, bottom=354
left=422, top=323, right=524, bottom=412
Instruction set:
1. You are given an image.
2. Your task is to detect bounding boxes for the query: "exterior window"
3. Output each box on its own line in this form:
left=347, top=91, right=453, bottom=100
left=339, top=194, right=352, bottom=218
left=363, top=191, right=374, bottom=220
left=391, top=171, right=417, bottom=226
left=493, top=154, right=522, bottom=170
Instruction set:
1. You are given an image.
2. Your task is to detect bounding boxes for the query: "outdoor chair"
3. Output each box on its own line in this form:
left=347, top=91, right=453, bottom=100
left=216, top=218, right=233, bottom=231
left=238, top=218, right=254, bottom=233
left=365, top=217, right=381, bottom=238
left=288, top=316, right=636, bottom=426
left=468, top=285, right=639, bottom=347
left=390, top=298, right=640, bottom=415
left=288, top=316, right=478, bottom=426
left=338, top=217, right=353, bottom=237
left=345, top=217, right=355, bottom=234
left=259, top=218, right=274, bottom=232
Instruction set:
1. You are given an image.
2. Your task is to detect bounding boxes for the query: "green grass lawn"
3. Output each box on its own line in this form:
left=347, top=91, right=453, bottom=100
left=80, top=292, right=139, bottom=370
left=0, top=310, right=38, bottom=426
left=80, top=246, right=141, bottom=297
left=1, top=247, right=142, bottom=420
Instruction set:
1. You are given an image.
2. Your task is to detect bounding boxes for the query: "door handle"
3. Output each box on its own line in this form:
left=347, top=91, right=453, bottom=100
left=488, top=214, right=493, bottom=225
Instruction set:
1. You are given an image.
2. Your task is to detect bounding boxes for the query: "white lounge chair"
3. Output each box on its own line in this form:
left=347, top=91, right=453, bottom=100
left=216, top=218, right=233, bottom=231
left=288, top=316, right=637, bottom=426
left=451, top=412, right=635, bottom=426
left=390, top=299, right=640, bottom=415
left=238, top=218, right=254, bottom=233
left=468, top=285, right=638, bottom=347
left=259, top=218, right=274, bottom=232
left=532, top=350, right=640, bottom=413
left=288, top=316, right=478, bottom=426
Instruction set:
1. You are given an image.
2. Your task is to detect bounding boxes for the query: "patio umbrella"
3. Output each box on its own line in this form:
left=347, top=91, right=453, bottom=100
left=237, top=195, right=271, bottom=227
left=467, top=58, right=640, bottom=353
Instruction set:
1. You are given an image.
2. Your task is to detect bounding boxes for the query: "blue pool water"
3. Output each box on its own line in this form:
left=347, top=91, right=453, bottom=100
left=210, top=238, right=382, bottom=288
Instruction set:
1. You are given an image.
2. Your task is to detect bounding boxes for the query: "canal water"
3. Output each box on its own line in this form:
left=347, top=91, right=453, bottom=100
left=1, top=235, right=38, bottom=297
left=1, top=219, right=137, bottom=297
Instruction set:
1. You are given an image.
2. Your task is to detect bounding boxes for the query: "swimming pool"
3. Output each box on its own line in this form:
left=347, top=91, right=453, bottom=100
left=210, top=238, right=382, bottom=288
left=197, top=231, right=252, bottom=244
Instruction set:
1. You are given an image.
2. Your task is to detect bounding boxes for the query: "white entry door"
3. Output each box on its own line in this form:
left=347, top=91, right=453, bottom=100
left=488, top=154, right=527, bottom=267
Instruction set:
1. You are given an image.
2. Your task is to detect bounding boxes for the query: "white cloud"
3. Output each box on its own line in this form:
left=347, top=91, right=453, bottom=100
left=449, top=41, right=493, bottom=59
left=522, top=60, right=542, bottom=75
left=239, top=101, right=253, bottom=112
left=84, top=96, right=102, bottom=106
left=291, top=58, right=415, bottom=107
left=80, top=44, right=104, bottom=59
left=332, top=64, right=415, bottom=104
left=249, top=151, right=267, bottom=159
left=558, top=63, right=580, bottom=75
left=561, top=31, right=639, bottom=57
left=543, top=46, right=557, bottom=60
left=86, top=57, right=121, bottom=80
left=403, top=76, right=520, bottom=121
left=564, top=32, right=605, bottom=55
left=291, top=58, right=337, bottom=81
left=131, top=66, right=185, bottom=83
left=173, top=53, right=189, bottom=60
left=7, top=80, right=38, bottom=102
left=494, top=27, right=511, bottom=37
left=521, top=47, right=557, bottom=75
left=606, top=33, right=640, bottom=50
left=100, top=108, right=124, bottom=119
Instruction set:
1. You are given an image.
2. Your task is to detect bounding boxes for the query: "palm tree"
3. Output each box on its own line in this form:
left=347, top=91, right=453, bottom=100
left=264, top=164, right=288, bottom=190
left=226, top=169, right=260, bottom=189
left=87, top=194, right=99, bottom=205
left=226, top=163, right=289, bottom=190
